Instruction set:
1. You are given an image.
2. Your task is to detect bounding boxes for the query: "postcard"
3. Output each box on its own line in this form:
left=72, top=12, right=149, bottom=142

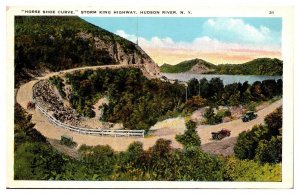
left=6, top=5, right=294, bottom=188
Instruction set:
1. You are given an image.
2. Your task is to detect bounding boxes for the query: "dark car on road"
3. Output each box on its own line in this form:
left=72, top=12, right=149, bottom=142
left=241, top=111, right=257, bottom=122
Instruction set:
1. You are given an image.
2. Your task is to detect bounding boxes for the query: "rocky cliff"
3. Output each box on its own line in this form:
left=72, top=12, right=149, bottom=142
left=187, top=59, right=216, bottom=74
left=77, top=31, right=161, bottom=78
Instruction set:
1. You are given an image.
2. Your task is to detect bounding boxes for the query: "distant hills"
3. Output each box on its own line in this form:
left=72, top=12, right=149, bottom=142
left=15, top=16, right=160, bottom=86
left=14, top=16, right=282, bottom=87
left=160, top=58, right=283, bottom=76
left=160, top=58, right=217, bottom=74
left=215, top=58, right=283, bottom=76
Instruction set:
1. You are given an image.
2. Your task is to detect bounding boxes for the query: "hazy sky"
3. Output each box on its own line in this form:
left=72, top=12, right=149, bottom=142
left=82, top=17, right=282, bottom=65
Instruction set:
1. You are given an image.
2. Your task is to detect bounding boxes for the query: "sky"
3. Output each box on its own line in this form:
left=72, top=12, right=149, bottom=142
left=82, top=17, right=282, bottom=65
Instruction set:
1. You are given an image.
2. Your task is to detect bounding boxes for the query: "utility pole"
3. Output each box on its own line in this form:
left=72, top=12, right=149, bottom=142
left=185, top=83, right=188, bottom=102
left=136, top=15, right=139, bottom=46
left=199, top=79, right=201, bottom=96
left=136, top=15, right=139, bottom=66
left=186, top=86, right=187, bottom=102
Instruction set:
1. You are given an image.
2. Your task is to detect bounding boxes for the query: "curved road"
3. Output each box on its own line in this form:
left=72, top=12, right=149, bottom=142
left=16, top=65, right=282, bottom=153
left=198, top=99, right=282, bottom=155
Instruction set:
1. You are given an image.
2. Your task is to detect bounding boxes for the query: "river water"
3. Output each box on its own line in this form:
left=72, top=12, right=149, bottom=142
left=162, top=73, right=282, bottom=85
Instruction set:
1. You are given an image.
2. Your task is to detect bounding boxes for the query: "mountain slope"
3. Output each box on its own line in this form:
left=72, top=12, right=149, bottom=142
left=160, top=58, right=216, bottom=73
left=15, top=16, right=160, bottom=86
left=215, top=58, right=283, bottom=76
left=160, top=58, right=282, bottom=76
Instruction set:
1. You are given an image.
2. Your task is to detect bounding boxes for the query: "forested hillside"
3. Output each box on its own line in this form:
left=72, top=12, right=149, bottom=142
left=65, top=68, right=186, bottom=130
left=160, top=58, right=283, bottom=76
left=160, top=58, right=216, bottom=73
left=62, top=67, right=282, bottom=130
left=15, top=16, right=160, bottom=86
left=215, top=58, right=283, bottom=76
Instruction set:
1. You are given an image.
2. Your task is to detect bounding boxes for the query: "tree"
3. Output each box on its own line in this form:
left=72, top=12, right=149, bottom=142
left=238, top=81, right=251, bottom=104
left=199, top=78, right=210, bottom=98
left=276, top=79, right=283, bottom=95
left=222, top=83, right=240, bottom=106
left=264, top=107, right=282, bottom=136
left=146, top=139, right=173, bottom=179
left=234, top=108, right=282, bottom=164
left=124, top=141, right=144, bottom=165
left=209, top=77, right=224, bottom=103
left=185, top=96, right=206, bottom=112
left=149, top=139, right=172, bottom=159
left=14, top=104, right=46, bottom=149
left=204, top=107, right=215, bottom=124
left=234, top=125, right=269, bottom=160
left=187, top=78, right=200, bottom=98
left=15, top=142, right=67, bottom=180
left=203, top=107, right=222, bottom=125
left=255, top=136, right=282, bottom=164
left=176, top=120, right=201, bottom=148
left=250, top=81, right=265, bottom=101
left=223, top=156, right=281, bottom=181
left=179, top=147, right=224, bottom=181
left=261, top=80, right=277, bottom=98
left=79, top=145, right=115, bottom=178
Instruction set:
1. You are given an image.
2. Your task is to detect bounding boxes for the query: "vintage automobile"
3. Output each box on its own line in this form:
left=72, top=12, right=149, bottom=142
left=211, top=128, right=231, bottom=140
left=241, top=111, right=257, bottom=122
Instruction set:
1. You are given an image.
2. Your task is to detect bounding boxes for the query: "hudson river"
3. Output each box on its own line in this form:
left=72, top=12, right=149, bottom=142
left=162, top=73, right=282, bottom=85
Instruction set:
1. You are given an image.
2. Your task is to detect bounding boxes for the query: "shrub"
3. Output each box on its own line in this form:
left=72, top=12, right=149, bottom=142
left=49, top=76, right=66, bottom=98
left=223, top=156, right=281, bottom=181
left=124, top=141, right=144, bottom=165
left=178, top=147, right=224, bottom=181
left=176, top=121, right=201, bottom=148
left=264, top=107, right=282, bottom=136
left=204, top=107, right=215, bottom=124
left=15, top=142, right=67, bottom=180
left=255, top=136, right=282, bottom=164
left=185, top=96, right=206, bottom=111
left=14, top=104, right=46, bottom=149
left=234, top=108, right=282, bottom=164
left=234, top=125, right=269, bottom=160
left=247, top=101, right=257, bottom=111
left=215, top=109, right=231, bottom=121
left=79, top=145, right=115, bottom=178
left=204, top=107, right=224, bottom=125
left=60, top=135, right=77, bottom=148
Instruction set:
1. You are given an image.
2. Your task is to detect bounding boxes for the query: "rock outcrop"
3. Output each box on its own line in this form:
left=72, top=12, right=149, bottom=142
left=160, top=58, right=216, bottom=74
left=188, top=60, right=215, bottom=74
left=33, top=80, right=80, bottom=126
left=77, top=31, right=161, bottom=78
